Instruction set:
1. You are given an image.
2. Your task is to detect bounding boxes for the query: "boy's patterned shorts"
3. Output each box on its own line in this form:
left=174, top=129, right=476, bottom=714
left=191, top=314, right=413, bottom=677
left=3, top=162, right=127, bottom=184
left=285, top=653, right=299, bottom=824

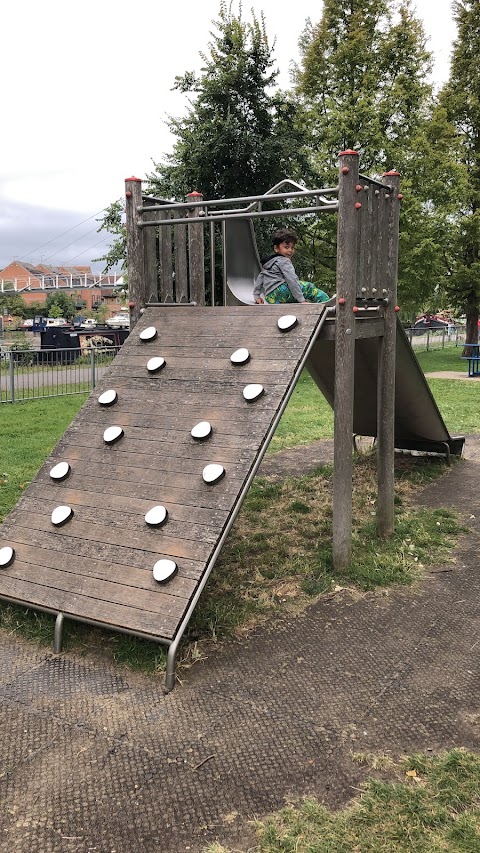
left=265, top=281, right=329, bottom=304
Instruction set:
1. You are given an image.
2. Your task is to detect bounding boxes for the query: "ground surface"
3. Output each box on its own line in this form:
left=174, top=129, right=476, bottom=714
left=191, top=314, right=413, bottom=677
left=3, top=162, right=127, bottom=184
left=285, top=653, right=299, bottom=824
left=0, top=436, right=479, bottom=853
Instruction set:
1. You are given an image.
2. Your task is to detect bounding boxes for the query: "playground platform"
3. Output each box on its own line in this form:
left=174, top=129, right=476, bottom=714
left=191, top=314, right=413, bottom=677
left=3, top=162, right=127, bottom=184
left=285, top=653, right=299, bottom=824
left=0, top=434, right=479, bottom=852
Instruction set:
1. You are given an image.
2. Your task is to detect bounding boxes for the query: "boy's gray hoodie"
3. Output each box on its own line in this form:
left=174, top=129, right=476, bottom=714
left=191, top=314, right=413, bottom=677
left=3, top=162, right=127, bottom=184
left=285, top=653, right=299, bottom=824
left=253, top=254, right=306, bottom=302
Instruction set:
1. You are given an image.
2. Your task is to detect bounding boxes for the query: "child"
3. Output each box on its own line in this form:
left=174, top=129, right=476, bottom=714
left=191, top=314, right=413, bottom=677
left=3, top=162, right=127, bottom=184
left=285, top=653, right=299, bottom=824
left=253, top=228, right=329, bottom=304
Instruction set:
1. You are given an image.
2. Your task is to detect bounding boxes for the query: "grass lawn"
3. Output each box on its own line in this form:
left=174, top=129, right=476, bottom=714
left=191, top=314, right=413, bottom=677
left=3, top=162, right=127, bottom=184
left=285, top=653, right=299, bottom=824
left=205, top=749, right=480, bottom=852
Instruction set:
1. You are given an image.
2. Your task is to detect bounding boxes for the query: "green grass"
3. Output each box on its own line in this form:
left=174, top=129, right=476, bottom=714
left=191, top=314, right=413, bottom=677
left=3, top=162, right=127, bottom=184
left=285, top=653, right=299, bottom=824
left=204, top=749, right=480, bottom=852
left=269, top=371, right=334, bottom=452
left=0, top=395, right=88, bottom=521
left=415, top=346, right=467, bottom=373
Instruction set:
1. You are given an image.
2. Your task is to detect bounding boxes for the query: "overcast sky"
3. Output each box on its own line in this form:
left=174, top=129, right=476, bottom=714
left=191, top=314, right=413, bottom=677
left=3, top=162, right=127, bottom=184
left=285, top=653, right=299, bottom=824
left=1, top=0, right=455, bottom=273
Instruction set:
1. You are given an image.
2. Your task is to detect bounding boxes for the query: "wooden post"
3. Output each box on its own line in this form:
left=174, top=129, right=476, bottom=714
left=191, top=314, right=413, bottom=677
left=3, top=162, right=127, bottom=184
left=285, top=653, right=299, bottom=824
left=158, top=210, right=173, bottom=302
left=333, top=150, right=360, bottom=571
left=125, top=177, right=145, bottom=328
left=186, top=191, right=205, bottom=305
left=142, top=198, right=159, bottom=303
left=377, top=171, right=401, bottom=538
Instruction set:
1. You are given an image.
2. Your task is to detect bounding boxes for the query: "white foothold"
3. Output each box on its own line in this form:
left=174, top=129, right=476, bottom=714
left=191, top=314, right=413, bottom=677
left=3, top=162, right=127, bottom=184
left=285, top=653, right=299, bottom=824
left=230, top=348, right=250, bottom=365
left=103, top=426, right=124, bottom=445
left=51, top=506, right=74, bottom=527
left=0, top=546, right=15, bottom=568
left=49, top=461, right=71, bottom=481
left=145, top=505, right=168, bottom=527
left=147, top=356, right=166, bottom=373
left=98, top=389, right=118, bottom=407
left=153, top=559, right=178, bottom=584
left=191, top=421, right=212, bottom=440
left=243, top=384, right=264, bottom=402
left=202, top=463, right=225, bottom=485
left=139, top=326, right=157, bottom=342
left=277, top=315, right=298, bottom=332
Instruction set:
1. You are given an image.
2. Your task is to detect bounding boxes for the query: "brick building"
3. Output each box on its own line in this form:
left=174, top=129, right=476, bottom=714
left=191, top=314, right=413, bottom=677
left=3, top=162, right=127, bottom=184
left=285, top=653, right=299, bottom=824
left=0, top=261, right=125, bottom=316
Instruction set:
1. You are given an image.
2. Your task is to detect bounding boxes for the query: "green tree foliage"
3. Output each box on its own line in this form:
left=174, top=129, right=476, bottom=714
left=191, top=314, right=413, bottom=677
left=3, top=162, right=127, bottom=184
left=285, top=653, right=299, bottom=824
left=146, top=2, right=308, bottom=201
left=93, top=200, right=127, bottom=274
left=45, top=292, right=77, bottom=320
left=0, top=293, right=28, bottom=318
left=435, top=0, right=480, bottom=341
left=293, top=0, right=444, bottom=310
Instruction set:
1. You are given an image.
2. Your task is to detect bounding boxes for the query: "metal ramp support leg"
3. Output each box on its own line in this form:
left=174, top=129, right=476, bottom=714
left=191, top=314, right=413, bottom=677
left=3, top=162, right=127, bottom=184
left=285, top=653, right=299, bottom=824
left=54, top=612, right=64, bottom=654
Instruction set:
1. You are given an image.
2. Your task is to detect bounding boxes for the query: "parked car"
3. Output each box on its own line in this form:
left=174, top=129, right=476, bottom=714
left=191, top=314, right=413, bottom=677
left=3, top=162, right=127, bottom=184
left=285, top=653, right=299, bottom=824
left=20, top=319, right=34, bottom=329
left=80, top=318, right=98, bottom=329
left=106, top=312, right=130, bottom=328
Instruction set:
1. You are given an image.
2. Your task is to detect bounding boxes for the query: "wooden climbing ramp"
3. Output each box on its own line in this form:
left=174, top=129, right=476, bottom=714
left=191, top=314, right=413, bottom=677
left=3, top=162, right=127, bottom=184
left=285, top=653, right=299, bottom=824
left=0, top=304, right=331, bottom=690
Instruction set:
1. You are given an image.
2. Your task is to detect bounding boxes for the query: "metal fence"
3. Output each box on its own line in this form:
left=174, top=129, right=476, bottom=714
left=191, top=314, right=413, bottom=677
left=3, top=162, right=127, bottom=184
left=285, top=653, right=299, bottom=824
left=0, top=346, right=120, bottom=403
left=404, top=326, right=467, bottom=352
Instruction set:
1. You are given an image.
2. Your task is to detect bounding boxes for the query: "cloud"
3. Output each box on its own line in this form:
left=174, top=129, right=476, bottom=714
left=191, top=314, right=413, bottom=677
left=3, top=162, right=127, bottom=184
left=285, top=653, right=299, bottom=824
left=0, top=198, right=118, bottom=273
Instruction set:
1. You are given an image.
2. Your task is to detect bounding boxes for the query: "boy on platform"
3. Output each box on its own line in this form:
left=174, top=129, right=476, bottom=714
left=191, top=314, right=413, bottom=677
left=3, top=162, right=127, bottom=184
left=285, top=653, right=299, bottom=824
left=253, top=228, right=329, bottom=304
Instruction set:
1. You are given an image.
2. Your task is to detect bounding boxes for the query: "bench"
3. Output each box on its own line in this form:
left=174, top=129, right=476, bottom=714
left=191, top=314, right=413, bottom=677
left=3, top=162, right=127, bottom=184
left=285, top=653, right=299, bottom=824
left=461, top=355, right=480, bottom=377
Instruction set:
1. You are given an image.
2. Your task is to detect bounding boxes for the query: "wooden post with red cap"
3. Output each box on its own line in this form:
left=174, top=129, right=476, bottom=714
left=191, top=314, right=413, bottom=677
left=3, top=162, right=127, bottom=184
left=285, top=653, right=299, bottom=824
left=333, top=150, right=360, bottom=571
left=125, top=176, right=145, bottom=328
left=377, top=170, right=401, bottom=538
left=187, top=191, right=205, bottom=305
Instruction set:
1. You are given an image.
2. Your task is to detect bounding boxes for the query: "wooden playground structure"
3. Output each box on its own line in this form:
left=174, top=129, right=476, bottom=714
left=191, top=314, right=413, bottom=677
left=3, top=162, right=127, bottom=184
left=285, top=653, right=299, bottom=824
left=0, top=152, right=464, bottom=690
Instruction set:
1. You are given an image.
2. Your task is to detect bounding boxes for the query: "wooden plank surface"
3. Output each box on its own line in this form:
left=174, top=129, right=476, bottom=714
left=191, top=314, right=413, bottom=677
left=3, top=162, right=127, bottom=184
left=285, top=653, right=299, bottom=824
left=0, top=305, right=328, bottom=642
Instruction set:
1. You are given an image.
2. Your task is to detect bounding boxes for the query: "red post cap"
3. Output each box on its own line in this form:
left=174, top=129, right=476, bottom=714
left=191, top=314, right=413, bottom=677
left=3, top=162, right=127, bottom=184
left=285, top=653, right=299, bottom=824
left=383, top=170, right=400, bottom=176
left=187, top=191, right=203, bottom=197
left=339, top=149, right=359, bottom=156
left=125, top=176, right=142, bottom=182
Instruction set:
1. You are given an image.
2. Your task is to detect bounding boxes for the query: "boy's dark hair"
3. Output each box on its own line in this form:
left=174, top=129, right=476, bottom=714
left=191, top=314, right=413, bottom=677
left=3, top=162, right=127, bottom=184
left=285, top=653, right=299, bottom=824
left=272, top=228, right=298, bottom=248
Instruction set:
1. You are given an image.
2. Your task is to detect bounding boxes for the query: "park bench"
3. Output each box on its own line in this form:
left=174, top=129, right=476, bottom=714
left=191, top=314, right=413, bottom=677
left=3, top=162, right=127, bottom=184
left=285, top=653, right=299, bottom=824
left=461, top=343, right=480, bottom=377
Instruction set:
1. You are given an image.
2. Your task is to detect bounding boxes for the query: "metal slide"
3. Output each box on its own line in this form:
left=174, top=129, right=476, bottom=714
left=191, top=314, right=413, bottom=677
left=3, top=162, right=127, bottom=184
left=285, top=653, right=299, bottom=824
left=224, top=218, right=464, bottom=458
left=224, top=218, right=260, bottom=305
left=306, top=319, right=464, bottom=458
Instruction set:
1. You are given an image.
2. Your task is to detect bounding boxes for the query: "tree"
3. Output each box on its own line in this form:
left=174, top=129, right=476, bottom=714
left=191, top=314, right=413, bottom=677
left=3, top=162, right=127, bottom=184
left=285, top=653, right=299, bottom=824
left=45, top=292, right=77, bottom=320
left=0, top=293, right=28, bottom=318
left=435, top=0, right=480, bottom=344
left=94, top=200, right=127, bottom=274
left=146, top=2, right=309, bottom=201
left=293, top=0, right=444, bottom=310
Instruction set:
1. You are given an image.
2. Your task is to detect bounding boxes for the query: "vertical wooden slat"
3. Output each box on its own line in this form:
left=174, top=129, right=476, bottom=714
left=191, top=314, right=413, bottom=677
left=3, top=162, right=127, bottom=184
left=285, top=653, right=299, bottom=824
left=159, top=211, right=173, bottom=302
left=174, top=215, right=188, bottom=303
left=333, top=150, right=360, bottom=571
left=142, top=201, right=159, bottom=303
left=124, top=177, right=145, bottom=328
left=187, top=192, right=206, bottom=305
left=377, top=172, right=401, bottom=538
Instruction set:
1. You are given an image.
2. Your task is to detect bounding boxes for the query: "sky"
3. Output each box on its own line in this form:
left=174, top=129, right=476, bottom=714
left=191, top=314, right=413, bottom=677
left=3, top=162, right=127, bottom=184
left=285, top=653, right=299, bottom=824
left=1, top=0, right=456, bottom=274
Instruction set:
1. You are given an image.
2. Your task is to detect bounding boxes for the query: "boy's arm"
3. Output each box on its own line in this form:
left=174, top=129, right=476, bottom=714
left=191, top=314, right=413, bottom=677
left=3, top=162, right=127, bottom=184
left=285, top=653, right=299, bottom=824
left=253, top=271, right=265, bottom=302
left=276, top=257, right=306, bottom=302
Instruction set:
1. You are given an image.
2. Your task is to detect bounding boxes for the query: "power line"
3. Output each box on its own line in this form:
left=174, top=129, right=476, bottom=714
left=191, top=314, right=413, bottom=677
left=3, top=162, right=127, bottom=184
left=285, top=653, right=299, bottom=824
left=41, top=224, right=105, bottom=262
left=62, top=238, right=112, bottom=264
left=19, top=200, right=122, bottom=263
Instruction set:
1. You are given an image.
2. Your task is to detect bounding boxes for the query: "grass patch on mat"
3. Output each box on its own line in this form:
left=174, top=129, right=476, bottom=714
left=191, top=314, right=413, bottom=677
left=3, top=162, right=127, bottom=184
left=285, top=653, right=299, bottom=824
left=204, top=749, right=480, bottom=852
